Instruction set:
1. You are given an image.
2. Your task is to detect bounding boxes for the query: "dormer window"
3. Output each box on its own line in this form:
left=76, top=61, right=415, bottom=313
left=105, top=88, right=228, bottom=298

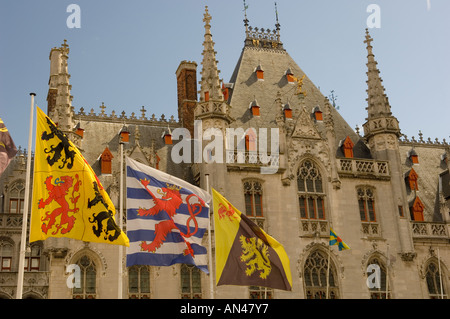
left=408, top=149, right=419, bottom=164
left=441, top=152, right=447, bottom=165
left=255, top=65, right=264, bottom=81
left=249, top=100, right=260, bottom=117
left=407, top=168, right=419, bottom=191
left=75, top=122, right=84, bottom=138
left=283, top=103, right=292, bottom=119
left=204, top=91, right=210, bottom=102
left=285, top=68, right=294, bottom=83
left=222, top=83, right=229, bottom=101
left=245, top=129, right=257, bottom=152
left=410, top=196, right=424, bottom=221
left=162, top=128, right=173, bottom=145
left=312, top=106, right=323, bottom=121
left=100, top=147, right=114, bottom=175
left=119, top=126, right=130, bottom=144
left=340, top=136, right=354, bottom=158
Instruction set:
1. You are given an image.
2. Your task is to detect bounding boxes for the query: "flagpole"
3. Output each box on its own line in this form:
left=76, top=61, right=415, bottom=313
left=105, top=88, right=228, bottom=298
left=386, top=244, right=389, bottom=299
left=16, top=93, right=35, bottom=299
left=205, top=174, right=214, bottom=299
left=326, top=243, right=331, bottom=299
left=118, top=133, right=124, bottom=299
left=438, top=247, right=444, bottom=299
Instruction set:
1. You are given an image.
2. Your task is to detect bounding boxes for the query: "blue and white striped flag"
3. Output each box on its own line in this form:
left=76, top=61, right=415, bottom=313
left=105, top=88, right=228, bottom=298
left=126, top=157, right=211, bottom=273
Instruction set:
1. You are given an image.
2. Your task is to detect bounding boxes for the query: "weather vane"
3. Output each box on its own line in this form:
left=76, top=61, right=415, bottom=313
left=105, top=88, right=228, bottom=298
left=329, top=90, right=340, bottom=110
left=275, top=2, right=279, bottom=24
left=243, top=0, right=248, bottom=19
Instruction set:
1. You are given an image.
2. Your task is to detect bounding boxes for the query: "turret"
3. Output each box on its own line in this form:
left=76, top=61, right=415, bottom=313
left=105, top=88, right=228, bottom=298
left=46, top=40, right=80, bottom=147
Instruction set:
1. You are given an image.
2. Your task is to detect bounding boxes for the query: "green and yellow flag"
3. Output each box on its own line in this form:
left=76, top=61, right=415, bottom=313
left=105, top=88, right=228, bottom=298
left=212, top=188, right=292, bottom=291
left=30, top=107, right=129, bottom=246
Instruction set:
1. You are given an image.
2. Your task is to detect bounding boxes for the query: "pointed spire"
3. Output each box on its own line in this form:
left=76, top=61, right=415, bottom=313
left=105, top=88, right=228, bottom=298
left=275, top=2, right=280, bottom=34
left=200, top=6, right=224, bottom=102
left=364, top=29, right=392, bottom=119
left=243, top=0, right=249, bottom=31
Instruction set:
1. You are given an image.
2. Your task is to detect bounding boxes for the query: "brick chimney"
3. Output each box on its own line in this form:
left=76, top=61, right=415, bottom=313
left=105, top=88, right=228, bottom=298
left=176, top=61, right=198, bottom=136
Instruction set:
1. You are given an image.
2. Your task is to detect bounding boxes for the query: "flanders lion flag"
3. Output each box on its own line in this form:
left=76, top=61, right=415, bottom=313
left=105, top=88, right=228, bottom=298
left=29, top=107, right=129, bottom=246
left=212, top=188, right=292, bottom=291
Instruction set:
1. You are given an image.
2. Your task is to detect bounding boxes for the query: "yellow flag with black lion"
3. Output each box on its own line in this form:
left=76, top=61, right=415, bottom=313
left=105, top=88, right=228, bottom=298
left=212, top=188, right=292, bottom=291
left=30, top=107, right=129, bottom=246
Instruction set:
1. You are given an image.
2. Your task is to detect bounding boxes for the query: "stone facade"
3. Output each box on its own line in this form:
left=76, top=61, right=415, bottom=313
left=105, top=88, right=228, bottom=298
left=0, top=7, right=448, bottom=299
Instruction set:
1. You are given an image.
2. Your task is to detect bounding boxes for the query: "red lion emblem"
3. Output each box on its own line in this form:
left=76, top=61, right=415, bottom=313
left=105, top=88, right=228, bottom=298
left=218, top=202, right=237, bottom=221
left=138, top=179, right=205, bottom=257
left=38, top=175, right=81, bottom=235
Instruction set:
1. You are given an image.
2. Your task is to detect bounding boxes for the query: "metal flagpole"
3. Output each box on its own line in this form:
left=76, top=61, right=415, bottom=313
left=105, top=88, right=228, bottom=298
left=16, top=93, right=36, bottom=299
left=205, top=174, right=214, bottom=299
left=118, top=135, right=124, bottom=299
left=438, top=247, right=444, bottom=299
left=386, top=244, right=390, bottom=299
left=326, top=244, right=331, bottom=299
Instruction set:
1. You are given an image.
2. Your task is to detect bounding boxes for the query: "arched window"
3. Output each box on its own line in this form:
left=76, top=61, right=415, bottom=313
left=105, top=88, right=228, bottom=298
left=128, top=265, right=151, bottom=299
left=249, top=286, right=273, bottom=299
left=357, top=187, right=376, bottom=222
left=180, top=264, right=202, bottom=299
left=0, top=242, right=13, bottom=271
left=367, top=257, right=390, bottom=299
left=244, top=180, right=263, bottom=218
left=72, top=255, right=97, bottom=299
left=297, top=160, right=325, bottom=220
left=8, top=181, right=25, bottom=214
left=426, top=261, right=447, bottom=299
left=303, top=250, right=339, bottom=299
left=25, top=243, right=42, bottom=272
left=357, top=187, right=380, bottom=237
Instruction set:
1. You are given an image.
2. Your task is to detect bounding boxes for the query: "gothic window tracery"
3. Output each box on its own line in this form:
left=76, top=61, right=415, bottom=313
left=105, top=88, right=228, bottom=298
left=72, top=255, right=97, bottom=299
left=297, top=161, right=325, bottom=220
left=8, top=180, right=25, bottom=214
left=357, top=187, right=376, bottom=222
left=426, top=261, right=447, bottom=299
left=128, top=265, right=151, bottom=299
left=367, top=257, right=390, bottom=299
left=0, top=242, right=13, bottom=271
left=180, top=264, right=202, bottom=299
left=303, top=250, right=339, bottom=299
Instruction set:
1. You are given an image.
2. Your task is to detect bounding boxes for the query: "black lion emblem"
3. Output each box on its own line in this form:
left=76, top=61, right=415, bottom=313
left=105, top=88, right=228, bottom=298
left=87, top=181, right=122, bottom=242
left=41, top=118, right=76, bottom=169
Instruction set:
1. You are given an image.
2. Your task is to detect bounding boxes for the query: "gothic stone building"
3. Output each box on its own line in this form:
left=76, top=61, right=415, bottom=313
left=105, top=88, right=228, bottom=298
left=0, top=7, right=449, bottom=299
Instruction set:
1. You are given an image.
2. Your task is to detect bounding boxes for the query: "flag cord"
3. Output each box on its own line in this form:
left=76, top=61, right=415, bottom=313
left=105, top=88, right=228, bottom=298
left=16, top=93, right=35, bottom=299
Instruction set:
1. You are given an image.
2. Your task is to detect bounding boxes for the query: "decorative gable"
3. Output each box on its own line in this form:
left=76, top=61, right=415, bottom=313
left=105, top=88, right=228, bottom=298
left=291, top=107, right=321, bottom=140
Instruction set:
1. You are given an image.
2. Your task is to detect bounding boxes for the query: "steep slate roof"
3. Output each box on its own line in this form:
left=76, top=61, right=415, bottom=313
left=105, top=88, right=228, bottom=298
left=399, top=143, right=448, bottom=222
left=226, top=30, right=369, bottom=158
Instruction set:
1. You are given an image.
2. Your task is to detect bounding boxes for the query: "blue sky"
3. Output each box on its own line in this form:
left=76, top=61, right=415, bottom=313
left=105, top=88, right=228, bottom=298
left=1, top=0, right=449, bottom=149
